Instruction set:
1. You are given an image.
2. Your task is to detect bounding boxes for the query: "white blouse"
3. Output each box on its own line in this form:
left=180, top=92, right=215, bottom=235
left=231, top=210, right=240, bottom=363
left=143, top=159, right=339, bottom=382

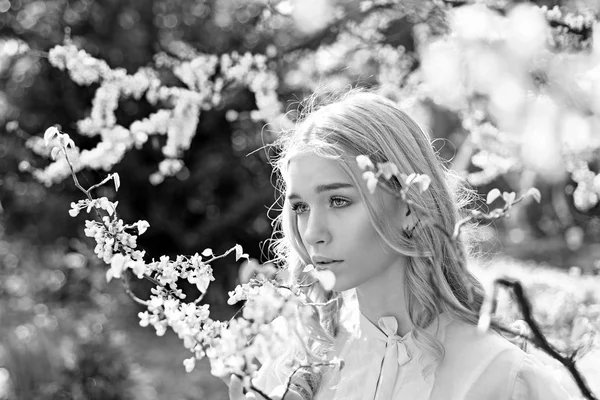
left=254, top=312, right=572, bottom=400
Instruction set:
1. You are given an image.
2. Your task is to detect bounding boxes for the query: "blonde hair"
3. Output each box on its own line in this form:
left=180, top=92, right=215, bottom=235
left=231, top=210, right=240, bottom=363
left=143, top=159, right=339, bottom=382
left=269, top=89, right=484, bottom=399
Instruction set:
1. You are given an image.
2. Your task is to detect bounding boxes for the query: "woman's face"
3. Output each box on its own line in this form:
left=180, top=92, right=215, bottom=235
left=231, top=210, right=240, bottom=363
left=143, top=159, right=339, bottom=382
left=286, top=153, right=402, bottom=292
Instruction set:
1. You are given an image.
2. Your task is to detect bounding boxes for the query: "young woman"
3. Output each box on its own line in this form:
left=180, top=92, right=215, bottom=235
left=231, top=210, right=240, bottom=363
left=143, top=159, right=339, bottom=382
left=228, top=90, right=571, bottom=400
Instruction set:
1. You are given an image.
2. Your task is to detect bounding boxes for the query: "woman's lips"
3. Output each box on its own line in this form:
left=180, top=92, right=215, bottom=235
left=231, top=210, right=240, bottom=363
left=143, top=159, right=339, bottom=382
left=316, top=261, right=342, bottom=270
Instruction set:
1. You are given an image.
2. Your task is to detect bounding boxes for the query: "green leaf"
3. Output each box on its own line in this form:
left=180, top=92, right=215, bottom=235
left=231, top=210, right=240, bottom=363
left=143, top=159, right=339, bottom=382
left=137, top=220, right=149, bottom=235
left=486, top=188, right=501, bottom=204
left=50, top=146, right=61, bottom=160
left=234, top=244, right=248, bottom=261
left=527, top=187, right=541, bottom=203
left=303, top=264, right=315, bottom=272
left=112, top=173, right=121, bottom=192
left=503, top=191, right=516, bottom=205
left=44, top=126, right=59, bottom=146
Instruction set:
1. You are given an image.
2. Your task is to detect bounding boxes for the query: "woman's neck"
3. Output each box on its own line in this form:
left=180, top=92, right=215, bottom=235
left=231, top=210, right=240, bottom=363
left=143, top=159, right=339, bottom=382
left=355, top=256, right=415, bottom=336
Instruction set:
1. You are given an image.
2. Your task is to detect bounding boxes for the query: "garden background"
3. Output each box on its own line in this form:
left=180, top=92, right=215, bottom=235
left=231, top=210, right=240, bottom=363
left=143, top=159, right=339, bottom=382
left=1, top=0, right=600, bottom=399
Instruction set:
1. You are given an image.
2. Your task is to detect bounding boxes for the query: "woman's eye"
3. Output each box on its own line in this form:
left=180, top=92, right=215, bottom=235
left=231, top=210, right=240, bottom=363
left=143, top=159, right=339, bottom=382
left=290, top=202, right=309, bottom=215
left=330, top=197, right=350, bottom=208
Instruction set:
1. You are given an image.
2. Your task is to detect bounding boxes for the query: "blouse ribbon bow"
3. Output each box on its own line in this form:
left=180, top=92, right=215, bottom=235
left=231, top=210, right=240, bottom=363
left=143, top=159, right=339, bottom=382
left=374, top=316, right=411, bottom=400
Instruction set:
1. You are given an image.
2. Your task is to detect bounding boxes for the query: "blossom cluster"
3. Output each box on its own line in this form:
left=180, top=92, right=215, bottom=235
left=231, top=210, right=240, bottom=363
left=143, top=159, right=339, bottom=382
left=209, top=280, right=305, bottom=378
left=65, top=176, right=258, bottom=375
left=30, top=42, right=288, bottom=187
left=539, top=5, right=597, bottom=33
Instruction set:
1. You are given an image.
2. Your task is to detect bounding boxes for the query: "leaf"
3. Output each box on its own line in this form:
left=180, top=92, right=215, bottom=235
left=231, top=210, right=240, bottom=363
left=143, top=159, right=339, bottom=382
left=113, top=173, right=121, bottom=192
left=502, top=191, right=516, bottom=205
left=201, top=248, right=213, bottom=257
left=44, top=126, right=59, bottom=146
left=526, top=187, right=541, bottom=203
left=315, top=270, right=336, bottom=291
left=60, top=134, right=75, bottom=149
left=234, top=243, right=248, bottom=261
left=137, top=220, right=150, bottom=235
left=486, top=188, right=501, bottom=204
left=303, top=264, right=315, bottom=272
left=50, top=147, right=61, bottom=160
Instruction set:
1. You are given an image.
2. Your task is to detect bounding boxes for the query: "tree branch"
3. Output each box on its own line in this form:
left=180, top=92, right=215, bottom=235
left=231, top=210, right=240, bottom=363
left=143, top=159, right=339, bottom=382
left=495, top=278, right=598, bottom=400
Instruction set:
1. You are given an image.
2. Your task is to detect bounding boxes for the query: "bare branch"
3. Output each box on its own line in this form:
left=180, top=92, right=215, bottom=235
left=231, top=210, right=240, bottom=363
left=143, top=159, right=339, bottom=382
left=495, top=278, right=598, bottom=400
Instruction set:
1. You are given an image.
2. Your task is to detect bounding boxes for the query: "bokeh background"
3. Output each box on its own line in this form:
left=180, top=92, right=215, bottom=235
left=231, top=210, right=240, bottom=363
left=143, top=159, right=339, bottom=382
left=1, top=0, right=600, bottom=399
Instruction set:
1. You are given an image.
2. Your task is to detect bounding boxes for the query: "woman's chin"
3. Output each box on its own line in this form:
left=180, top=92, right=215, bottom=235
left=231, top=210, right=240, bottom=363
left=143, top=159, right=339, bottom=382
left=331, top=278, right=352, bottom=293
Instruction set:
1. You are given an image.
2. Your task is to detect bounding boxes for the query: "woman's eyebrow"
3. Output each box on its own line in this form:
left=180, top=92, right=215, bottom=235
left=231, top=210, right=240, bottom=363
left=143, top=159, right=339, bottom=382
left=287, top=182, right=354, bottom=200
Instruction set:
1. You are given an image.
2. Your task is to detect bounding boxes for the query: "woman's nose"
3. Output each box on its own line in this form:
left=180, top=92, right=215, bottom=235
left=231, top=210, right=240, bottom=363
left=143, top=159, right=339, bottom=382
left=302, top=210, right=331, bottom=247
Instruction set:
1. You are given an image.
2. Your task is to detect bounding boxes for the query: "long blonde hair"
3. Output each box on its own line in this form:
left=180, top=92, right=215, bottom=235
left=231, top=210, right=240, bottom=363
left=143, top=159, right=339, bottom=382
left=269, top=89, right=484, bottom=399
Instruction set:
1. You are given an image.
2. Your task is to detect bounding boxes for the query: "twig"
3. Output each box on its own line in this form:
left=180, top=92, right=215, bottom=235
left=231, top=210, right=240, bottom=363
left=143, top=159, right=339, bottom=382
left=495, top=278, right=598, bottom=400
left=122, top=272, right=150, bottom=306
left=61, top=142, right=192, bottom=302
left=231, top=372, right=273, bottom=400
left=61, top=146, right=102, bottom=221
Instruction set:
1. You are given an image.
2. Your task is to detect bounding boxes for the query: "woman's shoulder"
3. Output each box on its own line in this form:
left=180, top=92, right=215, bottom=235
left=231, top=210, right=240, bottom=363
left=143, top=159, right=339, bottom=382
left=442, top=315, right=520, bottom=362
left=432, top=316, right=572, bottom=400
left=435, top=316, right=522, bottom=388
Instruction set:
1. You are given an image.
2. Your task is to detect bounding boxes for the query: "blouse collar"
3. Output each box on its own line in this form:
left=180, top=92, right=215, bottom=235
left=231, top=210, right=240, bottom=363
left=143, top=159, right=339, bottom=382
left=321, top=311, right=455, bottom=400
left=358, top=311, right=453, bottom=378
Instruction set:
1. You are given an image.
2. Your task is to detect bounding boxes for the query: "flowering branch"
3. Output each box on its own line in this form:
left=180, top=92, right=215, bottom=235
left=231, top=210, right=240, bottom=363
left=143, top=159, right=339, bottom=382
left=435, top=0, right=597, bottom=38
left=121, top=271, right=149, bottom=306
left=37, top=127, right=347, bottom=400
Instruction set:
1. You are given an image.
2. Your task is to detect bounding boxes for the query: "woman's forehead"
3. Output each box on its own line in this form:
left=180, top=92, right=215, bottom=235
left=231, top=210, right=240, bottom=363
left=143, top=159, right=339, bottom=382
left=286, top=155, right=353, bottom=192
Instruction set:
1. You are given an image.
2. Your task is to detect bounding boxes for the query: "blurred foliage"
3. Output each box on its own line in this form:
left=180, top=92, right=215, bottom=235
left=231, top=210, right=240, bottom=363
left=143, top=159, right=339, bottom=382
left=0, top=233, right=157, bottom=399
